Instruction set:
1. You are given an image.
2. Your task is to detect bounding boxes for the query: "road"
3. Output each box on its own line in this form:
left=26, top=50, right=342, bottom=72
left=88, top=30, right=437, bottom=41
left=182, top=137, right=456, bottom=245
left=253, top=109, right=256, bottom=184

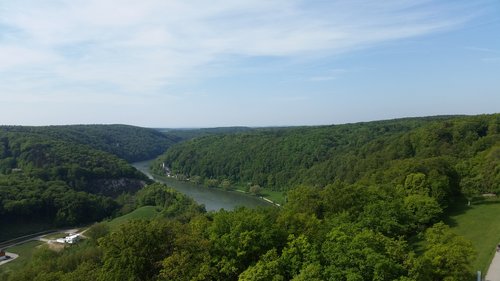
left=0, top=253, right=19, bottom=266
left=486, top=250, right=500, bottom=281
left=0, top=228, right=84, bottom=267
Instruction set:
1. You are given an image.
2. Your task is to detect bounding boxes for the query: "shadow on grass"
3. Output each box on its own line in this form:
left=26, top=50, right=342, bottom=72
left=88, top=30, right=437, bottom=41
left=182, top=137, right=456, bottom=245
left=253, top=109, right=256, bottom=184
left=443, top=195, right=500, bottom=228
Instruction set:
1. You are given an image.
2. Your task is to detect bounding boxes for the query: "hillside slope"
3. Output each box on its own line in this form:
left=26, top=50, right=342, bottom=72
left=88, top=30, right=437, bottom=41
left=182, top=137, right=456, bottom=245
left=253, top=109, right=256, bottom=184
left=155, top=114, right=499, bottom=197
left=1, top=124, right=179, bottom=162
left=0, top=126, right=159, bottom=240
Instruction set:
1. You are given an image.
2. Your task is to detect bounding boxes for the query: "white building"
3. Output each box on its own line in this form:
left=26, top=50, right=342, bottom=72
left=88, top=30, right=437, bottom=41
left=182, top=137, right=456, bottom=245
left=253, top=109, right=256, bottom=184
left=56, top=234, right=80, bottom=244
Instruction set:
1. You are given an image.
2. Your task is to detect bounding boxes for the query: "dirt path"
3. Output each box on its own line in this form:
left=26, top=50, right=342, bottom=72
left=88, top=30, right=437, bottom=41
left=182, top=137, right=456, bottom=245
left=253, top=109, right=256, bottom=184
left=486, top=251, right=500, bottom=281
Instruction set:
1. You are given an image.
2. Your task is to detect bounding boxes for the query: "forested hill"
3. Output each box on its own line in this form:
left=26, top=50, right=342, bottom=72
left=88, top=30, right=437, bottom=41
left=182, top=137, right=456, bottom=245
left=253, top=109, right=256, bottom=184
left=157, top=126, right=254, bottom=141
left=0, top=126, right=158, bottom=240
left=156, top=114, right=499, bottom=195
left=0, top=124, right=179, bottom=162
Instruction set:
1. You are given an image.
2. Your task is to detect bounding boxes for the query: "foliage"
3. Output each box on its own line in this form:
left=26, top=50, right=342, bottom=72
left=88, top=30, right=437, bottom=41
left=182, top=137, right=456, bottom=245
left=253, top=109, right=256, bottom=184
left=0, top=125, right=160, bottom=240
left=1, top=124, right=180, bottom=162
left=445, top=198, right=500, bottom=273
left=2, top=115, right=496, bottom=280
left=99, top=220, right=175, bottom=281
left=155, top=114, right=499, bottom=197
left=409, top=222, right=475, bottom=281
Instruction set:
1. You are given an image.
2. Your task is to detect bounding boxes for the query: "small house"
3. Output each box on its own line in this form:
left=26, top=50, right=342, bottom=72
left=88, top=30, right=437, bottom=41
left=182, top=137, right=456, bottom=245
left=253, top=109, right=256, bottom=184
left=64, top=234, right=80, bottom=244
left=55, top=234, right=80, bottom=244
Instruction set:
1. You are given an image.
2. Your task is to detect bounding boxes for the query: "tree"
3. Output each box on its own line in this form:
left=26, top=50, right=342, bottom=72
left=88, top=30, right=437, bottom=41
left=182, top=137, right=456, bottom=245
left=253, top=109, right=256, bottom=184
left=99, top=220, right=175, bottom=281
left=221, top=179, right=232, bottom=190
left=249, top=185, right=262, bottom=195
left=409, top=222, right=475, bottom=281
left=403, top=194, right=442, bottom=231
left=238, top=249, right=284, bottom=281
left=207, top=208, right=286, bottom=280
left=85, top=222, right=110, bottom=242
left=321, top=224, right=408, bottom=281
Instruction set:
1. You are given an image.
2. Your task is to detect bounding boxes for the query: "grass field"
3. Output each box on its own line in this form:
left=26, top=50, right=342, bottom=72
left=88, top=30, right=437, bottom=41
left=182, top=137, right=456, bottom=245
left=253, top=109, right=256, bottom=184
left=107, top=206, right=161, bottom=229
left=445, top=197, right=500, bottom=274
left=260, top=189, right=286, bottom=205
left=232, top=185, right=286, bottom=205
left=0, top=240, right=44, bottom=274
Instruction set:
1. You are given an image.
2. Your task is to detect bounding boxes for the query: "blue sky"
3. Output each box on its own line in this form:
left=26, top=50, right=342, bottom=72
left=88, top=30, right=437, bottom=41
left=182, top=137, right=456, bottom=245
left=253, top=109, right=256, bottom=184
left=0, top=0, right=499, bottom=127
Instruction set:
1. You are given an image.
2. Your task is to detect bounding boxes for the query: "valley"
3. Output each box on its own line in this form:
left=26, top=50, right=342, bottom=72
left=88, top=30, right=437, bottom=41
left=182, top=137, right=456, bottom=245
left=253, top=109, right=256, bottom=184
left=0, top=114, right=498, bottom=281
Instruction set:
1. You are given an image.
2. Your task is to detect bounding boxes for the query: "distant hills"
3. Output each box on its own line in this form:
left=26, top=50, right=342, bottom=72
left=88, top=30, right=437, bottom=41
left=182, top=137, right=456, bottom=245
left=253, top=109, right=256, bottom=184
left=1, top=124, right=180, bottom=162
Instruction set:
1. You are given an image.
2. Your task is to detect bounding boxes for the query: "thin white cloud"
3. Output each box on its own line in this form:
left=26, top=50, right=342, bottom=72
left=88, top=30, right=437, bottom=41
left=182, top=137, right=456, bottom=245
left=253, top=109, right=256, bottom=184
left=0, top=0, right=492, bottom=101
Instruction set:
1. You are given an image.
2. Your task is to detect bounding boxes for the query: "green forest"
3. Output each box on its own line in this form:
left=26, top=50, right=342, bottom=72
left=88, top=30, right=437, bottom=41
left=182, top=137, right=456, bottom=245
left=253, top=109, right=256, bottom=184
left=3, top=124, right=179, bottom=162
left=0, top=115, right=499, bottom=280
left=155, top=114, right=499, bottom=198
left=0, top=125, right=176, bottom=240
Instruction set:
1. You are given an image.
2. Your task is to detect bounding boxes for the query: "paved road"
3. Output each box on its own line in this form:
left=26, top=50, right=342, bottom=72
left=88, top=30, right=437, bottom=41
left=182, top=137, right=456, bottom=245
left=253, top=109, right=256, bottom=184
left=0, top=228, right=85, bottom=268
left=0, top=253, right=19, bottom=266
left=486, top=251, right=500, bottom=281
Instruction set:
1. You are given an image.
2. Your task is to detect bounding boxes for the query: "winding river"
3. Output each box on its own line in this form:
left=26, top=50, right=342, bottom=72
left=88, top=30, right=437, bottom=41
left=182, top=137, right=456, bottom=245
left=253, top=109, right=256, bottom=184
left=132, top=160, right=271, bottom=211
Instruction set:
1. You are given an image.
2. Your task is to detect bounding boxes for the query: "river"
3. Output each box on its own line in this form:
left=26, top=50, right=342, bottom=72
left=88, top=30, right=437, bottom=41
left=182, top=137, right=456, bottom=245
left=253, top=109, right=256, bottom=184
left=132, top=160, right=271, bottom=211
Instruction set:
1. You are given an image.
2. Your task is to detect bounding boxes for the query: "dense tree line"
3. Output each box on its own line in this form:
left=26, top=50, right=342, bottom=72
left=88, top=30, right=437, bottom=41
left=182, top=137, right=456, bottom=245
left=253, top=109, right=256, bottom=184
left=160, top=126, right=255, bottom=141
left=0, top=182, right=476, bottom=281
left=155, top=114, right=499, bottom=198
left=0, top=176, right=118, bottom=227
left=1, top=124, right=179, bottom=162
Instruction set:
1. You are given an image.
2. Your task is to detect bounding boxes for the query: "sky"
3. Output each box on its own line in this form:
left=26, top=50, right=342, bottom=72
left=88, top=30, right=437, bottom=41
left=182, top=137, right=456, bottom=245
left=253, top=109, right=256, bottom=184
left=0, top=0, right=499, bottom=127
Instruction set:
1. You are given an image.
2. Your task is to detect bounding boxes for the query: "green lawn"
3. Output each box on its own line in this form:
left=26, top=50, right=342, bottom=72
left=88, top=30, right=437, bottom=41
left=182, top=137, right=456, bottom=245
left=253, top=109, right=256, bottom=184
left=107, top=206, right=161, bottom=229
left=445, top=197, right=500, bottom=274
left=0, top=240, right=44, bottom=274
left=232, top=185, right=285, bottom=206
left=260, top=189, right=286, bottom=205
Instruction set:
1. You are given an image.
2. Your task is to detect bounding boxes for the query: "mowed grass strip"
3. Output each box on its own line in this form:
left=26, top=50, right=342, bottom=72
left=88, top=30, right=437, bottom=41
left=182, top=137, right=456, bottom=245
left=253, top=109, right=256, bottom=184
left=260, top=189, right=285, bottom=205
left=445, top=198, right=500, bottom=274
left=107, top=206, right=161, bottom=229
left=1, top=240, right=44, bottom=274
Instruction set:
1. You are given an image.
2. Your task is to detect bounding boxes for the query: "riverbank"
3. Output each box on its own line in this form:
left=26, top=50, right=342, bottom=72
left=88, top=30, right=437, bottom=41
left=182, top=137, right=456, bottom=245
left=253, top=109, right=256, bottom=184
left=153, top=172, right=279, bottom=209
left=132, top=160, right=273, bottom=211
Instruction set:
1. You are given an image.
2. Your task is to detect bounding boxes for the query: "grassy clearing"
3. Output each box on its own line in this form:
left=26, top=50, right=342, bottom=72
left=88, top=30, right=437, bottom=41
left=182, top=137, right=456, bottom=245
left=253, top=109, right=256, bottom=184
left=232, top=185, right=285, bottom=205
left=444, top=197, right=500, bottom=274
left=260, top=189, right=286, bottom=205
left=0, top=240, right=44, bottom=274
left=107, top=206, right=161, bottom=229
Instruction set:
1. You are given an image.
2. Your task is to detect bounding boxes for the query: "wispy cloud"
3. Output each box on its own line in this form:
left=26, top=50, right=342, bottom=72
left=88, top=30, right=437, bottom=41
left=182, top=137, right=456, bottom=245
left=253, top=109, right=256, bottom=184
left=0, top=0, right=491, bottom=100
